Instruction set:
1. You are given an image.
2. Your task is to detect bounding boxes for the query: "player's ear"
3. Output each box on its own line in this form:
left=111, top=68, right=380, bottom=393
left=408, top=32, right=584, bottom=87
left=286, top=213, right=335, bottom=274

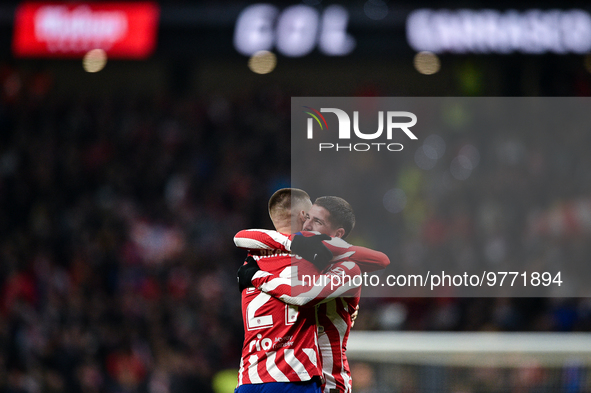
left=298, top=210, right=306, bottom=223
left=335, top=228, right=346, bottom=238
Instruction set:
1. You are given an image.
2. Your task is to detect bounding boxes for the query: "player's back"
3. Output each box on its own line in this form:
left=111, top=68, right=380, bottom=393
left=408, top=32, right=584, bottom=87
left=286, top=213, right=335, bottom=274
left=238, top=251, right=322, bottom=386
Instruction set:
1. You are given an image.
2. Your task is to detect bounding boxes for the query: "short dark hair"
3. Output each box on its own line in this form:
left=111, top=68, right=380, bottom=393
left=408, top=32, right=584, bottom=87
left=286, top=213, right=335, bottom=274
left=268, top=188, right=310, bottom=221
left=314, top=196, right=355, bottom=238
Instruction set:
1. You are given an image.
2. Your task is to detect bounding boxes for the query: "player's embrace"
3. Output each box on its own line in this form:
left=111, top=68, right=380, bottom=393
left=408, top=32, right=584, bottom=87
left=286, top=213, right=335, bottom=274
left=235, top=188, right=332, bottom=393
left=235, top=191, right=390, bottom=393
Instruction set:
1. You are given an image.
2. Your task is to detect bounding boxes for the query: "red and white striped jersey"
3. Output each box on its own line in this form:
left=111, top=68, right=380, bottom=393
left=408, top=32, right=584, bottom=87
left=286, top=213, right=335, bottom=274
left=234, top=229, right=390, bottom=393
left=237, top=243, right=323, bottom=387
left=251, top=259, right=361, bottom=393
left=234, top=229, right=389, bottom=274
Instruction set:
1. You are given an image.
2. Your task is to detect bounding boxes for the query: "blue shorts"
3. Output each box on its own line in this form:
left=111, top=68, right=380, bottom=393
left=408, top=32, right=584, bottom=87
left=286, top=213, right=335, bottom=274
left=235, top=379, right=322, bottom=393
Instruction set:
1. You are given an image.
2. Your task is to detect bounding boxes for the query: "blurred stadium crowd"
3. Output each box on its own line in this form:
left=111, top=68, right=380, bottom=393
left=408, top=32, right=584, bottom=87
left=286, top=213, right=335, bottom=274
left=1, top=63, right=591, bottom=393
left=0, top=73, right=293, bottom=392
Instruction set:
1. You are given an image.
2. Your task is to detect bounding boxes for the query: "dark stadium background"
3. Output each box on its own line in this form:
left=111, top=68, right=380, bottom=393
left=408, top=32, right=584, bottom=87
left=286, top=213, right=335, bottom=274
left=1, top=1, right=591, bottom=392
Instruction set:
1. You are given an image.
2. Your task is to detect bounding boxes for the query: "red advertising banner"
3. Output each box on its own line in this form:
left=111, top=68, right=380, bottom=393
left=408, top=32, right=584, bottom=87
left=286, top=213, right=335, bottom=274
left=13, top=2, right=160, bottom=58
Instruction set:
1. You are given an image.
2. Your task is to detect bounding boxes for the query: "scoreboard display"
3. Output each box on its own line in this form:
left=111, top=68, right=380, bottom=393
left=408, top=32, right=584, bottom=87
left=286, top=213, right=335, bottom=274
left=234, top=4, right=355, bottom=57
left=7, top=2, right=591, bottom=59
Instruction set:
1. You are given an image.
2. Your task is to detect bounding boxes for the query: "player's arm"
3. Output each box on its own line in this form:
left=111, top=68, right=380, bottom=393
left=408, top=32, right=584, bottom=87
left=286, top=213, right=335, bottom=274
left=250, top=260, right=362, bottom=308
left=235, top=230, right=389, bottom=272
left=234, top=229, right=332, bottom=264
left=322, top=236, right=390, bottom=273
left=234, top=229, right=291, bottom=251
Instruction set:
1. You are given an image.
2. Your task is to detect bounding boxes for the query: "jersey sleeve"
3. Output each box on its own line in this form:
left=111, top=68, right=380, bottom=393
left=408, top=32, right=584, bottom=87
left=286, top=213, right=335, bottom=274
left=251, top=259, right=362, bottom=308
left=234, top=229, right=291, bottom=252
left=235, top=229, right=390, bottom=272
left=320, top=235, right=390, bottom=273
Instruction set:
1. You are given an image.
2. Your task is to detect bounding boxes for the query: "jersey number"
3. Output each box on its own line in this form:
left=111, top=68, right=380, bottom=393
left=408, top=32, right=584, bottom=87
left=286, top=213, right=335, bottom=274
left=246, top=267, right=299, bottom=330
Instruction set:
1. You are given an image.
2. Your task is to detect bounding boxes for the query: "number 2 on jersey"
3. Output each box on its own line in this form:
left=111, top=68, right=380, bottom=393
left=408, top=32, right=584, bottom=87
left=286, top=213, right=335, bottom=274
left=246, top=266, right=299, bottom=330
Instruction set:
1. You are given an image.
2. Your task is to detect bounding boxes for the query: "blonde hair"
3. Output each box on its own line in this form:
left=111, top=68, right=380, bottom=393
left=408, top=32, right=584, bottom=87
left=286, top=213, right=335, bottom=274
left=268, top=188, right=311, bottom=223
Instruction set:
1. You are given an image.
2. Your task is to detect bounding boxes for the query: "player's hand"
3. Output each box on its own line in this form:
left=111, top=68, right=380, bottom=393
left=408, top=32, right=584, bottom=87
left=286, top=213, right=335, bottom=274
left=237, top=256, right=260, bottom=292
left=351, top=304, right=360, bottom=328
left=290, top=234, right=333, bottom=268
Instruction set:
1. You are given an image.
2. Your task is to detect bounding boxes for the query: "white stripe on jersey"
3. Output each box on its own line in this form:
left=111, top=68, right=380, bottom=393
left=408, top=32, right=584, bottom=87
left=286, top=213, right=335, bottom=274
left=275, top=278, right=359, bottom=307
left=234, top=238, right=271, bottom=250
left=318, top=330, right=335, bottom=392
left=343, top=372, right=352, bottom=393
left=236, top=229, right=292, bottom=249
left=252, top=270, right=273, bottom=280
left=248, top=355, right=263, bottom=383
left=303, top=348, right=318, bottom=368
left=331, top=252, right=355, bottom=262
left=313, top=321, right=320, bottom=369
left=328, top=300, right=351, bottom=393
left=238, top=357, right=244, bottom=386
left=252, top=265, right=298, bottom=292
left=324, top=236, right=351, bottom=248
left=266, top=352, right=289, bottom=382
left=327, top=300, right=347, bottom=349
left=284, top=349, right=310, bottom=381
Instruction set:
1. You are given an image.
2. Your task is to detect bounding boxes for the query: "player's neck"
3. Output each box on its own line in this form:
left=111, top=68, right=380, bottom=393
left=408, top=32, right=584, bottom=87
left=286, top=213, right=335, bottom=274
left=272, top=218, right=294, bottom=234
left=275, top=225, right=292, bottom=234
